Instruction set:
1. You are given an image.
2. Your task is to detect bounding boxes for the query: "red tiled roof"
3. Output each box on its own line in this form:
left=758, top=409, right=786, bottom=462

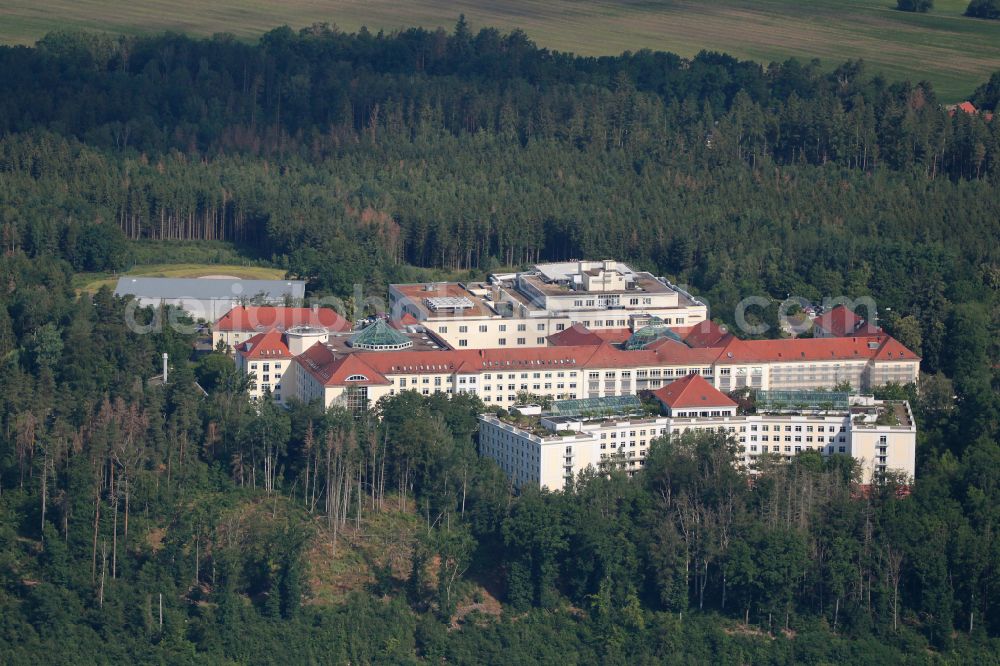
left=547, top=323, right=619, bottom=347
left=237, top=329, right=292, bottom=360
left=215, top=306, right=349, bottom=333
left=716, top=335, right=918, bottom=363
left=292, top=332, right=917, bottom=388
left=812, top=305, right=864, bottom=337
left=548, top=323, right=633, bottom=346
left=369, top=346, right=598, bottom=376
left=389, top=313, right=421, bottom=329
left=593, top=328, right=634, bottom=344
left=854, top=322, right=881, bottom=336
left=296, top=343, right=391, bottom=386
left=872, top=336, right=917, bottom=361
left=653, top=374, right=737, bottom=410
left=551, top=323, right=703, bottom=348
left=675, top=320, right=733, bottom=348
left=957, top=101, right=977, bottom=114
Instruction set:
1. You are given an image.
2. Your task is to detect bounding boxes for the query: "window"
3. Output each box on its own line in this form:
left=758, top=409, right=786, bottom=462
left=479, top=325, right=488, bottom=333
left=499, top=338, right=507, bottom=346
left=499, top=324, right=507, bottom=332
left=438, top=326, right=447, bottom=334
left=517, top=324, right=526, bottom=331
left=346, top=374, right=368, bottom=381
left=459, top=325, right=468, bottom=333
left=537, top=323, right=545, bottom=331
left=517, top=337, right=526, bottom=345
left=537, top=337, right=546, bottom=344
left=459, top=339, right=468, bottom=347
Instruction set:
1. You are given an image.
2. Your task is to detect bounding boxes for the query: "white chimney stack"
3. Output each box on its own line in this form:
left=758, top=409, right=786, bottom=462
left=162, top=353, right=168, bottom=384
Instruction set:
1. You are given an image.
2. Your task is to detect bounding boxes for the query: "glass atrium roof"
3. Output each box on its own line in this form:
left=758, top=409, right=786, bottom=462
left=547, top=395, right=644, bottom=418
left=623, top=318, right=684, bottom=350
left=349, top=319, right=413, bottom=351
left=755, top=390, right=850, bottom=412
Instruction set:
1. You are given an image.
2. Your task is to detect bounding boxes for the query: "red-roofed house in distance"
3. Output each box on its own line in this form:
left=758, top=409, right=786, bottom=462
left=812, top=305, right=880, bottom=338
left=947, top=101, right=993, bottom=121
left=652, top=374, right=738, bottom=417
left=213, top=305, right=350, bottom=351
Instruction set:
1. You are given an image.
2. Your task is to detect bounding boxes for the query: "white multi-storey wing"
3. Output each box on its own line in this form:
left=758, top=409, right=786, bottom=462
left=478, top=374, right=916, bottom=490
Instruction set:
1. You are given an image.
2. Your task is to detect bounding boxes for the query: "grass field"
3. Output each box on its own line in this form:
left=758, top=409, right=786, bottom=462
left=75, top=263, right=288, bottom=293
left=1, top=0, right=998, bottom=100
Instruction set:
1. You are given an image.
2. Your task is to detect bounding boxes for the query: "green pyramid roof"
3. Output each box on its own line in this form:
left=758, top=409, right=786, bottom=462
left=349, top=319, right=413, bottom=350
left=624, top=320, right=683, bottom=350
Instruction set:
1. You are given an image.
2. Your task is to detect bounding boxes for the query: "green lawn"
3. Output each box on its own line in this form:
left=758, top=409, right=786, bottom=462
left=1, top=0, right=997, bottom=100
left=75, top=263, right=288, bottom=294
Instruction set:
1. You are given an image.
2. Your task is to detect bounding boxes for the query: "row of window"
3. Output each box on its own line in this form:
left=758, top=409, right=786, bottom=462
left=746, top=435, right=845, bottom=443
left=483, top=394, right=578, bottom=402
left=748, top=444, right=848, bottom=454
left=745, top=423, right=846, bottom=433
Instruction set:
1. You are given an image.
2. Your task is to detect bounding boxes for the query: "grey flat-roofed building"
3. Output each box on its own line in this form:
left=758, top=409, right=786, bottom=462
left=115, top=277, right=305, bottom=321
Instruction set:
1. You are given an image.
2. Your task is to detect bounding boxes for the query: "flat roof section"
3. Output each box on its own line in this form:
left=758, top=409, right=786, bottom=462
left=533, top=261, right=631, bottom=282
left=519, top=271, right=673, bottom=297
left=392, top=283, right=498, bottom=319
left=116, top=277, right=304, bottom=301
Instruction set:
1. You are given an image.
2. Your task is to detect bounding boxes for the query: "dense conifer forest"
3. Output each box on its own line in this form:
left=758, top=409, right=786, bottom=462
left=0, top=21, right=998, bottom=663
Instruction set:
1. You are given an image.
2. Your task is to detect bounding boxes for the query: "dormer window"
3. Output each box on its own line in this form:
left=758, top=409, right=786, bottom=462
left=346, top=374, right=368, bottom=381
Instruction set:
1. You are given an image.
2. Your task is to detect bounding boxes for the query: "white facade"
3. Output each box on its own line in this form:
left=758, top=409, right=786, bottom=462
left=290, top=351, right=917, bottom=414
left=478, top=398, right=916, bottom=490
left=388, top=260, right=708, bottom=349
left=237, top=352, right=291, bottom=402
